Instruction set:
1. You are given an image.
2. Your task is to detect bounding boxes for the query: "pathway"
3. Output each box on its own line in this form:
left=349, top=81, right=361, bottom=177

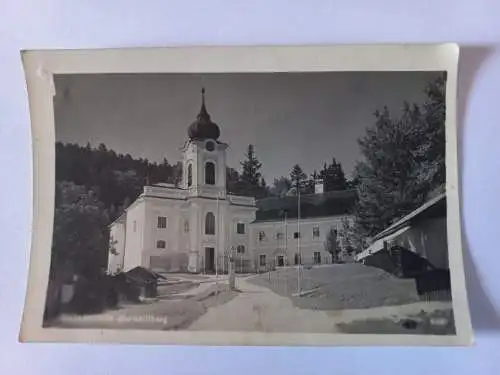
left=188, top=276, right=339, bottom=333
left=188, top=275, right=453, bottom=332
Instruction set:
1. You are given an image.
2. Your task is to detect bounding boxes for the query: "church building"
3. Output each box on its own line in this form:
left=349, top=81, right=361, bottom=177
left=107, top=89, right=356, bottom=275
left=107, top=89, right=258, bottom=274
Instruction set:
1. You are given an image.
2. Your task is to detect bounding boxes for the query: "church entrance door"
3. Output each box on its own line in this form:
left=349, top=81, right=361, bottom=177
left=205, top=247, right=215, bottom=273
left=277, top=255, right=284, bottom=267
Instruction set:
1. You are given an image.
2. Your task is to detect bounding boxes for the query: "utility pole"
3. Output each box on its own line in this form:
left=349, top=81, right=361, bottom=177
left=229, top=246, right=236, bottom=290
left=293, top=177, right=306, bottom=295
left=216, top=191, right=220, bottom=287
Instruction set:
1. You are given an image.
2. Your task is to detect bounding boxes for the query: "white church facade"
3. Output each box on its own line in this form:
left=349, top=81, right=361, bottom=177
left=107, top=89, right=356, bottom=275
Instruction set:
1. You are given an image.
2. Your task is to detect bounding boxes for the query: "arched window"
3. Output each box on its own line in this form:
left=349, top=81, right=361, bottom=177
left=205, top=212, right=215, bottom=235
left=187, top=164, right=193, bottom=187
left=205, top=162, right=216, bottom=185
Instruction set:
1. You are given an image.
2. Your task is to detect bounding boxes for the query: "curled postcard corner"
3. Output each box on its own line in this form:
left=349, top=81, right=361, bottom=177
left=36, top=66, right=56, bottom=97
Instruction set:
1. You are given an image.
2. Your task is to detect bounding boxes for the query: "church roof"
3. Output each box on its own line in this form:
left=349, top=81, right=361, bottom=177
left=254, top=189, right=357, bottom=222
left=187, top=88, right=221, bottom=141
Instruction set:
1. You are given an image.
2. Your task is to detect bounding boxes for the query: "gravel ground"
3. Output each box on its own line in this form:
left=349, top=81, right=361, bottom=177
left=156, top=281, right=199, bottom=299
left=53, top=283, right=238, bottom=330
left=161, top=273, right=211, bottom=281
left=337, top=308, right=456, bottom=335
left=248, top=264, right=422, bottom=311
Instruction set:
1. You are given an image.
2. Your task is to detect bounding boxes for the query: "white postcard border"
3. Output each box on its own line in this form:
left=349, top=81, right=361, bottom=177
left=19, top=44, right=473, bottom=346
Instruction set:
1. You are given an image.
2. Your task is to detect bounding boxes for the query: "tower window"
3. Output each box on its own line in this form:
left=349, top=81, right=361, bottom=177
left=187, top=164, right=193, bottom=187
left=205, top=212, right=215, bottom=235
left=205, top=162, right=216, bottom=185
left=156, top=240, right=166, bottom=249
left=157, top=216, right=167, bottom=229
left=236, top=223, right=245, bottom=234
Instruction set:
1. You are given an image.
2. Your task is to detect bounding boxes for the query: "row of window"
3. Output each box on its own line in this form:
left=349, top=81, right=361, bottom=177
left=150, top=217, right=338, bottom=242
left=258, top=252, right=323, bottom=266
left=257, top=227, right=336, bottom=241
left=155, top=240, right=246, bottom=253
left=187, top=162, right=216, bottom=187
left=154, top=241, right=323, bottom=265
left=155, top=215, right=246, bottom=236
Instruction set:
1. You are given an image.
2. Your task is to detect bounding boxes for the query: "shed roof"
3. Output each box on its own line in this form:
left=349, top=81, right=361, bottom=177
left=125, top=266, right=166, bottom=284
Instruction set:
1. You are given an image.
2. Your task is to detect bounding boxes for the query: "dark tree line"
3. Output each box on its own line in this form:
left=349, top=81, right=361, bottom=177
left=50, top=143, right=185, bottom=297
left=56, top=142, right=182, bottom=219
left=269, top=159, right=349, bottom=197
left=341, top=73, right=447, bottom=250
left=227, top=145, right=351, bottom=199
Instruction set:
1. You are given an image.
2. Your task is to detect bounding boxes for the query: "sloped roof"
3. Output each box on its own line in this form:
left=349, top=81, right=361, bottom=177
left=372, top=192, right=446, bottom=242
left=125, top=266, right=166, bottom=284
left=254, top=189, right=357, bottom=222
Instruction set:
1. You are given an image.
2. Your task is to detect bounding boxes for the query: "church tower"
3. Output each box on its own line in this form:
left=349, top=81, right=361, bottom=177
left=181, top=88, right=228, bottom=199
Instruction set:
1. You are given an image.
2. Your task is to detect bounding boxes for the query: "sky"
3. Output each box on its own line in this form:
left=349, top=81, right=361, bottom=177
left=54, top=71, right=441, bottom=182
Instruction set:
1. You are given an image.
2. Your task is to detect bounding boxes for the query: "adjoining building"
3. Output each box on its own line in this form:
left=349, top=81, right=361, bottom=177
left=107, top=89, right=355, bottom=275
left=355, top=189, right=448, bottom=277
left=250, top=188, right=357, bottom=272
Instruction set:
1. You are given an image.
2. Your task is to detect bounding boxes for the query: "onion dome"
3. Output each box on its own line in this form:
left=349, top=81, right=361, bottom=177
left=187, top=88, right=220, bottom=141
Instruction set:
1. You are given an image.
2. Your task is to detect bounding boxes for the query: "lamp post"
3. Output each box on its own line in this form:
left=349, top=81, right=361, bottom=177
left=216, top=190, right=222, bottom=286
left=229, top=245, right=236, bottom=290
left=296, top=179, right=307, bottom=295
left=284, top=209, right=288, bottom=296
left=297, top=182, right=301, bottom=294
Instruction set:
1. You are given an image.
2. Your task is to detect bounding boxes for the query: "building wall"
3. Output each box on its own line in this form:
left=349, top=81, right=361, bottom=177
left=227, top=205, right=257, bottom=272
left=107, top=219, right=126, bottom=274
left=122, top=200, right=146, bottom=271
left=115, top=192, right=257, bottom=274
left=195, top=198, right=257, bottom=273
left=249, top=215, right=350, bottom=270
left=391, top=217, right=448, bottom=269
left=142, top=197, right=190, bottom=272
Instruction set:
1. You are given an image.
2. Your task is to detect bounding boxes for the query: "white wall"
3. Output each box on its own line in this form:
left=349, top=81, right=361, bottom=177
left=143, top=197, right=189, bottom=272
left=250, top=215, right=349, bottom=268
left=391, top=217, right=449, bottom=269
left=107, top=218, right=126, bottom=274
left=122, top=200, right=146, bottom=271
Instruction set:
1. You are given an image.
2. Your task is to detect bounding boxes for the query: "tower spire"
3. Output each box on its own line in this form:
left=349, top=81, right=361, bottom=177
left=187, top=86, right=221, bottom=141
left=199, top=87, right=209, bottom=119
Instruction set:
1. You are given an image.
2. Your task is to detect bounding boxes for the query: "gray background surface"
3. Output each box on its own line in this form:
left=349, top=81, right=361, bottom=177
left=1, top=1, right=499, bottom=374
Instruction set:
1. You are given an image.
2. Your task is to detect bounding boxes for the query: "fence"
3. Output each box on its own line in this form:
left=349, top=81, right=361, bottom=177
left=200, top=255, right=254, bottom=274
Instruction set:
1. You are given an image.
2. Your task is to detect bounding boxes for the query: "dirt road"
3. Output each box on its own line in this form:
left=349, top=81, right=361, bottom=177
left=188, top=276, right=339, bottom=333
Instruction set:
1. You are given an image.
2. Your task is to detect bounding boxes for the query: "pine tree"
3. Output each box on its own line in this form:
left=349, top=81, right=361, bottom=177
left=319, top=158, right=347, bottom=191
left=239, top=145, right=264, bottom=198
left=352, top=75, right=446, bottom=239
left=259, top=177, right=269, bottom=198
left=290, top=164, right=307, bottom=188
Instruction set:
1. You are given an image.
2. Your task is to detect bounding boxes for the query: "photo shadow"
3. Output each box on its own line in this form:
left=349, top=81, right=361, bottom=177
left=457, top=45, right=500, bottom=332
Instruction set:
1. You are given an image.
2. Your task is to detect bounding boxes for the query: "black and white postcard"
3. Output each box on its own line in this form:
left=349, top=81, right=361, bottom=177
left=19, top=45, right=473, bottom=346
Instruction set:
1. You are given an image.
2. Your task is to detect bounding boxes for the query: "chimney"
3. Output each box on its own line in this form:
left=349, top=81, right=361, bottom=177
left=314, top=178, right=324, bottom=194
